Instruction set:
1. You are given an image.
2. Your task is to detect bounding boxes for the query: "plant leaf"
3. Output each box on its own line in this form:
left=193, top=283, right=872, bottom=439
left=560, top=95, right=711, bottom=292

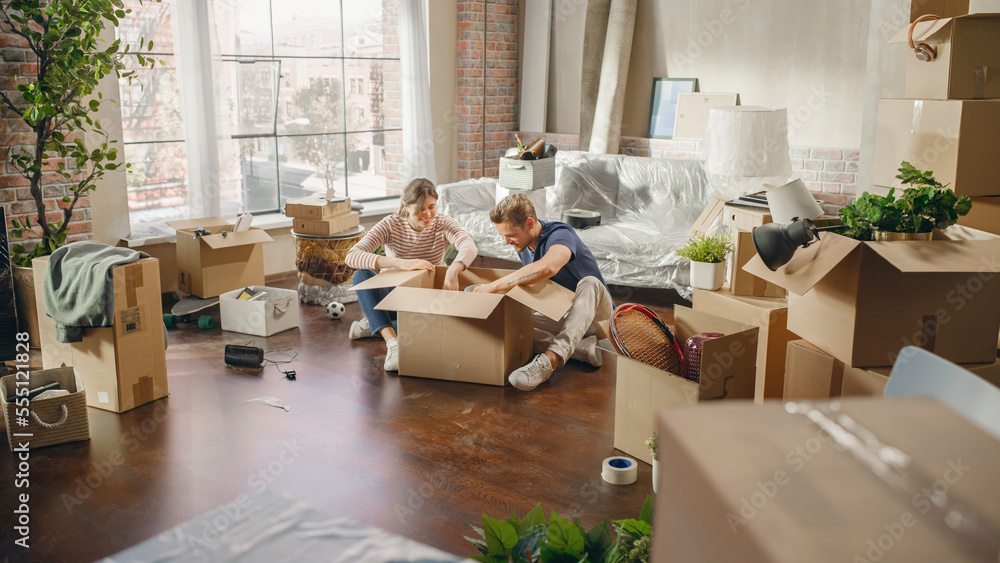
left=639, top=494, right=654, bottom=525
left=518, top=504, right=546, bottom=535
left=483, top=514, right=518, bottom=556
left=546, top=511, right=585, bottom=554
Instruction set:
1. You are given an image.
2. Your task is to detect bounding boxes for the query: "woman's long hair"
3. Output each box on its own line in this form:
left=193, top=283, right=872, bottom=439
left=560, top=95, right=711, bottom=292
left=396, top=178, right=438, bottom=217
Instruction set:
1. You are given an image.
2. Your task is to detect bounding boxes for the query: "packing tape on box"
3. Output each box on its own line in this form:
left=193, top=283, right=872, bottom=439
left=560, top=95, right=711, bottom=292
left=601, top=456, right=638, bottom=485
left=562, top=209, right=602, bottom=229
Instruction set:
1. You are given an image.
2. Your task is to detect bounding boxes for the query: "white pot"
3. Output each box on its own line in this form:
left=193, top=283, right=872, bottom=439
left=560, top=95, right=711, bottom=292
left=690, top=260, right=726, bottom=291
left=652, top=458, right=659, bottom=494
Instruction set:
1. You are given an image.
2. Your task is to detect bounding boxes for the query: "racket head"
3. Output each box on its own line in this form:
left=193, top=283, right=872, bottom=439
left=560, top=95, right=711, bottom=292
left=610, top=304, right=684, bottom=374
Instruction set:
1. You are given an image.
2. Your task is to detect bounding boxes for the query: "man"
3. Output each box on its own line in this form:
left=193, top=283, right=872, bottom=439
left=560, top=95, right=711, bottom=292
left=475, top=193, right=613, bottom=391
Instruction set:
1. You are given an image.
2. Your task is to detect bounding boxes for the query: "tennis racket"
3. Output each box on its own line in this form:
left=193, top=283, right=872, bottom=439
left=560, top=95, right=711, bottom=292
left=610, top=304, right=684, bottom=374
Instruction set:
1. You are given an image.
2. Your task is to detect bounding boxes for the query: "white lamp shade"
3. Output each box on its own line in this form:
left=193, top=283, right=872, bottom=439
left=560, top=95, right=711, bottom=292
left=766, top=178, right=824, bottom=224
left=704, top=106, right=792, bottom=198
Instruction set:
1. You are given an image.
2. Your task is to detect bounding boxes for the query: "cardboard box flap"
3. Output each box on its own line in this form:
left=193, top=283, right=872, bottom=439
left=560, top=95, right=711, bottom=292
left=743, top=233, right=862, bottom=295
left=374, top=287, right=505, bottom=319
left=866, top=239, right=1000, bottom=273
left=351, top=269, right=429, bottom=291
left=506, top=282, right=575, bottom=321
left=888, top=17, right=954, bottom=43
left=167, top=217, right=231, bottom=231
left=199, top=228, right=274, bottom=249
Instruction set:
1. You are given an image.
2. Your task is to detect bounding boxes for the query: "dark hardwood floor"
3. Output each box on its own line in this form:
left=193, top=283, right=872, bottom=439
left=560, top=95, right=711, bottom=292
left=0, top=271, right=681, bottom=563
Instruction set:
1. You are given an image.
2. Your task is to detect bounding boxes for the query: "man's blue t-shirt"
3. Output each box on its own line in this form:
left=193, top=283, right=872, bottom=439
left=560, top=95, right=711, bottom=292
left=518, top=220, right=608, bottom=292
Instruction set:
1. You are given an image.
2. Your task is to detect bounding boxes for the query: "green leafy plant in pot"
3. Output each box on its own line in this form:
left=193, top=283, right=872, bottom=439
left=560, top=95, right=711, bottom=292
left=676, top=232, right=733, bottom=291
left=838, top=161, right=972, bottom=241
left=1, top=0, right=161, bottom=267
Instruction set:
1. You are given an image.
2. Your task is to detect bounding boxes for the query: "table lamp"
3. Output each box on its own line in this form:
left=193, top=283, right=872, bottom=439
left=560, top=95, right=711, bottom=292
left=703, top=106, right=792, bottom=199
left=752, top=217, right=844, bottom=271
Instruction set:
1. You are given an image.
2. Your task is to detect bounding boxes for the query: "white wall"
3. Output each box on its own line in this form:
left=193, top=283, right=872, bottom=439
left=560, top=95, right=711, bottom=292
left=429, top=0, right=458, bottom=184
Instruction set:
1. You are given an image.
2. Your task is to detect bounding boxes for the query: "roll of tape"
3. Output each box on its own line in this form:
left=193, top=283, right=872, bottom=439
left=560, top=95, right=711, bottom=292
left=601, top=456, right=638, bottom=485
left=562, top=208, right=602, bottom=229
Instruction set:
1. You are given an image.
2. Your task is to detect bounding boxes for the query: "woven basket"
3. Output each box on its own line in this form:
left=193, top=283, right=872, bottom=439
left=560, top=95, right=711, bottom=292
left=2, top=366, right=91, bottom=451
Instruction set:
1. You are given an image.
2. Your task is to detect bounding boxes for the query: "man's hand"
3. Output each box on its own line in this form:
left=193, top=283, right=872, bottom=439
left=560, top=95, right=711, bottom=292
left=398, top=259, right=435, bottom=271
left=473, top=281, right=498, bottom=294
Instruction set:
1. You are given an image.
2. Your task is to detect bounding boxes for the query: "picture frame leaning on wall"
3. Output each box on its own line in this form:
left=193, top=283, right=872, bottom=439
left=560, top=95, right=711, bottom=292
left=647, top=77, right=699, bottom=139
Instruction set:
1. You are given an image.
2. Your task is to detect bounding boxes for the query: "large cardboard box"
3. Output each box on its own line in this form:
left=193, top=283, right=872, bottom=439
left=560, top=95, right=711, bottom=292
left=292, top=211, right=360, bottom=236
left=873, top=99, right=1000, bottom=196
left=960, top=196, right=1000, bottom=235
left=841, top=357, right=1000, bottom=397
left=652, top=398, right=1000, bottom=563
left=284, top=195, right=351, bottom=220
left=745, top=232, right=1000, bottom=367
left=889, top=15, right=1000, bottom=100
left=167, top=217, right=274, bottom=298
left=729, top=231, right=787, bottom=298
left=353, top=266, right=574, bottom=386
left=33, top=256, right=168, bottom=413
left=692, top=287, right=796, bottom=402
left=910, top=0, right=969, bottom=21
left=783, top=339, right=845, bottom=401
left=612, top=306, right=758, bottom=464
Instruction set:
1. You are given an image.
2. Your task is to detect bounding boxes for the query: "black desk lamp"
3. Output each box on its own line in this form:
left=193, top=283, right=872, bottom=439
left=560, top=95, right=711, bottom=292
left=752, top=217, right=844, bottom=271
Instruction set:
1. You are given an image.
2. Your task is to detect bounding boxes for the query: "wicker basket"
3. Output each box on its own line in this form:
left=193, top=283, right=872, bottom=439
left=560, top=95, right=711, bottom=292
left=292, top=226, right=366, bottom=287
left=2, top=366, right=90, bottom=451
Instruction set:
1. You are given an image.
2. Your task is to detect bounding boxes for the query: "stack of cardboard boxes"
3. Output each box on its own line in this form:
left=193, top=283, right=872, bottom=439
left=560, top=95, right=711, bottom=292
left=285, top=195, right=359, bottom=236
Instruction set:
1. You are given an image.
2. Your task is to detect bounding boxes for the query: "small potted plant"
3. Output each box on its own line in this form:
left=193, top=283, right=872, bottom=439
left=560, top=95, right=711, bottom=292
left=645, top=432, right=659, bottom=494
left=838, top=161, right=972, bottom=241
left=676, top=233, right=733, bottom=291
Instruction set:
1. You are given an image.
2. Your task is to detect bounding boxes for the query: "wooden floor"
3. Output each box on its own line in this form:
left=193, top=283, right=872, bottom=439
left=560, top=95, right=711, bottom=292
left=0, top=272, right=682, bottom=562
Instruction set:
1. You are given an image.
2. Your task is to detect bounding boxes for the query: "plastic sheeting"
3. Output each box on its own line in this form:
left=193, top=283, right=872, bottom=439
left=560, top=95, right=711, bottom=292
left=437, top=151, right=716, bottom=299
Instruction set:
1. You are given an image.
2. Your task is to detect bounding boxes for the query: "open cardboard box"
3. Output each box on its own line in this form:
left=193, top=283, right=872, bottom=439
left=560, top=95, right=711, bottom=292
left=744, top=231, right=1000, bottom=367
left=783, top=339, right=845, bottom=401
left=353, top=266, right=574, bottom=386
left=608, top=306, right=758, bottom=464
left=167, top=217, right=274, bottom=298
left=889, top=14, right=1000, bottom=100
left=841, top=356, right=1000, bottom=397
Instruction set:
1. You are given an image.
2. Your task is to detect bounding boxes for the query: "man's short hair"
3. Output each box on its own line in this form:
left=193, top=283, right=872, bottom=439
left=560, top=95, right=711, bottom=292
left=490, top=193, right=538, bottom=226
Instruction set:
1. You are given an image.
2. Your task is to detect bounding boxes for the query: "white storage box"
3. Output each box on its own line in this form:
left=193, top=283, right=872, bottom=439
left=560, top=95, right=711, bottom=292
left=498, top=156, right=555, bottom=190
left=220, top=286, right=299, bottom=337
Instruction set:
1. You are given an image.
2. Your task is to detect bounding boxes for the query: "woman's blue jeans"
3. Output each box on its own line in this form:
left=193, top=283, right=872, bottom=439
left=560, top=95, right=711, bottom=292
left=353, top=269, right=398, bottom=336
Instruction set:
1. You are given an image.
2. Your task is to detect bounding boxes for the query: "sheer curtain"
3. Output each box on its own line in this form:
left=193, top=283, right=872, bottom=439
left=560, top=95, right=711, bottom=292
left=398, top=0, right=437, bottom=184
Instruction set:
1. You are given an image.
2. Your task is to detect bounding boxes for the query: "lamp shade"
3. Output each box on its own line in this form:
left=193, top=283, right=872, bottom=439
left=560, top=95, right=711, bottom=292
left=704, top=106, right=792, bottom=199
left=766, top=178, right=824, bottom=224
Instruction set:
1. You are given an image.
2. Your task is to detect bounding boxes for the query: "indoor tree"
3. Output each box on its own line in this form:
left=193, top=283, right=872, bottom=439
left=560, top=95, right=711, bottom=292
left=0, top=0, right=160, bottom=266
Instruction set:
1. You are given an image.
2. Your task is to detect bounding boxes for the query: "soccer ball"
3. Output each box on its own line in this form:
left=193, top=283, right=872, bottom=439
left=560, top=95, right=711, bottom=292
left=326, top=301, right=346, bottom=319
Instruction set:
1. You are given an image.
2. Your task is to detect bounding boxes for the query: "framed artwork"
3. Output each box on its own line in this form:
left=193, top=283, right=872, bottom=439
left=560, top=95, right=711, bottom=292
left=647, top=78, right=699, bottom=139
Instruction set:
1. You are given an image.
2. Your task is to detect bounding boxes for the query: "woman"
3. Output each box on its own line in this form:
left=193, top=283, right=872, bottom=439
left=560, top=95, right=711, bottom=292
left=346, top=178, right=478, bottom=372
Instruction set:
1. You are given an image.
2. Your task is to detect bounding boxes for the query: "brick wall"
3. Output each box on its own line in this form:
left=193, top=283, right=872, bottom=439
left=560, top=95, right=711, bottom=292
left=456, top=0, right=519, bottom=181
left=2, top=28, right=93, bottom=256
left=381, top=0, right=402, bottom=192
left=515, top=131, right=861, bottom=208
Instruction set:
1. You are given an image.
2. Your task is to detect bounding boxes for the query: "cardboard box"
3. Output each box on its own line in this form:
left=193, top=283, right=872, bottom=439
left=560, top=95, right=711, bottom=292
left=745, top=232, right=1000, bottom=367
left=783, top=339, right=845, bottom=400
left=167, top=217, right=274, bottom=298
left=292, top=211, right=360, bottom=236
left=729, top=231, right=787, bottom=298
left=889, top=15, right=1000, bottom=100
left=652, top=398, right=1000, bottom=563
left=873, top=99, right=1000, bottom=196
left=910, top=0, right=969, bottom=21
left=498, top=156, right=555, bottom=190
left=612, top=306, right=758, bottom=464
left=841, top=357, right=1000, bottom=397
left=693, top=287, right=795, bottom=402
left=960, top=196, right=1000, bottom=235
left=219, top=285, right=300, bottom=337
left=33, top=256, right=168, bottom=413
left=2, top=366, right=90, bottom=450
left=353, top=266, right=574, bottom=386
left=284, top=196, right=351, bottom=220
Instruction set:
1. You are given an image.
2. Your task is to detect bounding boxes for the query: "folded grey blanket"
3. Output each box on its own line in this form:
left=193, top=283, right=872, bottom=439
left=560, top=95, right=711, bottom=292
left=44, top=241, right=148, bottom=343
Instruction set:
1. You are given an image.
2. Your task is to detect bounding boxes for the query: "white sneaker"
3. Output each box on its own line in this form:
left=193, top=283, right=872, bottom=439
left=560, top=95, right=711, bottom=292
left=508, top=354, right=554, bottom=391
left=350, top=317, right=371, bottom=340
left=570, top=335, right=603, bottom=367
left=383, top=339, right=399, bottom=372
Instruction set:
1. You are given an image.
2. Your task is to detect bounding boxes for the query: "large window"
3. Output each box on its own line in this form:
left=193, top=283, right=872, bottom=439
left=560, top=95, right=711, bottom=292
left=118, top=0, right=399, bottom=226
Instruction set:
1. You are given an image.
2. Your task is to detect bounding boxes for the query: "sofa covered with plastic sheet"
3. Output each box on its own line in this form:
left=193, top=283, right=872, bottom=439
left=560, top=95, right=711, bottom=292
left=437, top=150, right=714, bottom=299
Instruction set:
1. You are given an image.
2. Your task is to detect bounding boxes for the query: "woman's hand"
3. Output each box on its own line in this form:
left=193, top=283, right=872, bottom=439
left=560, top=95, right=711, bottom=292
left=442, top=270, right=460, bottom=291
left=398, top=259, right=435, bottom=271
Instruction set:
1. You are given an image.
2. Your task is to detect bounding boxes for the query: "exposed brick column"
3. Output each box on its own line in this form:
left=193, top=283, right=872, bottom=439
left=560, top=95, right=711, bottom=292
left=2, top=28, right=93, bottom=255
left=457, top=0, right=519, bottom=181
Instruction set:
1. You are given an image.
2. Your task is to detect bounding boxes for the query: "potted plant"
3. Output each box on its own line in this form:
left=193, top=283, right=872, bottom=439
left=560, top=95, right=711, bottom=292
left=645, top=433, right=659, bottom=494
left=1, top=0, right=159, bottom=341
left=838, top=161, right=972, bottom=241
left=676, top=233, right=733, bottom=291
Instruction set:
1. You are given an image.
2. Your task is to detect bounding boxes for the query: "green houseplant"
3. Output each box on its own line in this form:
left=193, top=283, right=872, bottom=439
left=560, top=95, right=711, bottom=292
left=676, top=233, right=733, bottom=291
left=1, top=0, right=160, bottom=266
left=466, top=495, right=654, bottom=563
left=838, top=161, right=972, bottom=241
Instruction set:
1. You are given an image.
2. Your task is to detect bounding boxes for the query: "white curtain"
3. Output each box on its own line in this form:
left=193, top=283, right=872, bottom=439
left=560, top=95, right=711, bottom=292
left=173, top=0, right=226, bottom=219
left=398, top=0, right=437, bottom=184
